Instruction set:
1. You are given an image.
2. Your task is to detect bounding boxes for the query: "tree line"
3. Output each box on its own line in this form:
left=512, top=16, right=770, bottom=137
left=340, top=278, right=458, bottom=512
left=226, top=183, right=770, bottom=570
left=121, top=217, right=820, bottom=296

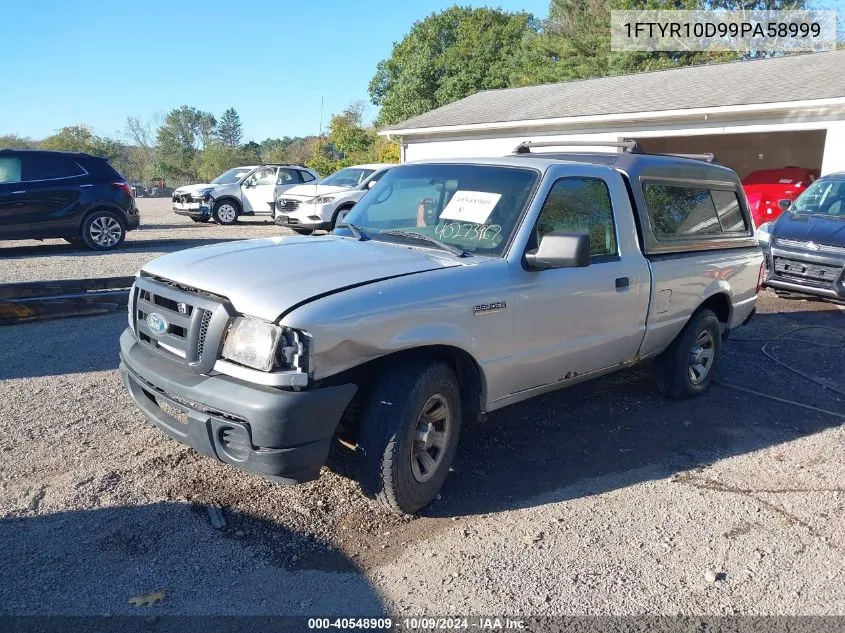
left=0, top=102, right=397, bottom=184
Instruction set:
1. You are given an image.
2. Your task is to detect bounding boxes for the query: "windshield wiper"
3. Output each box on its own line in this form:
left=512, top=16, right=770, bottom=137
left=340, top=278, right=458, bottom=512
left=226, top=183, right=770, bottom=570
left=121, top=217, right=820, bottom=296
left=343, top=222, right=370, bottom=241
left=377, top=230, right=469, bottom=257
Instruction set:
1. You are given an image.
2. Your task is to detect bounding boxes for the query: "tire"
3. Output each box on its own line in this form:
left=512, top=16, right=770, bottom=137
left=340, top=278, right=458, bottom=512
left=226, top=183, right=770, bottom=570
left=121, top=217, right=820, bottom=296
left=655, top=308, right=722, bottom=399
left=191, top=216, right=211, bottom=223
left=356, top=359, right=461, bottom=515
left=331, top=206, right=354, bottom=230
left=212, top=199, right=239, bottom=225
left=81, top=210, right=126, bottom=251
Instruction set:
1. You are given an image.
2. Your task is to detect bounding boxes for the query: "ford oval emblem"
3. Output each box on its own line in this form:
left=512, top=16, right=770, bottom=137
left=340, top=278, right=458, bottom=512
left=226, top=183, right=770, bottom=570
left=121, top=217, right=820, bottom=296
left=146, top=312, right=168, bottom=335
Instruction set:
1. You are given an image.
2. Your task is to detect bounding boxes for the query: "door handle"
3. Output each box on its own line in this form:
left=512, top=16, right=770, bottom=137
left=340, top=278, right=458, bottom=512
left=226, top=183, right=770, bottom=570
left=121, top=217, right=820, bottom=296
left=11, top=190, right=26, bottom=195
left=615, top=277, right=630, bottom=290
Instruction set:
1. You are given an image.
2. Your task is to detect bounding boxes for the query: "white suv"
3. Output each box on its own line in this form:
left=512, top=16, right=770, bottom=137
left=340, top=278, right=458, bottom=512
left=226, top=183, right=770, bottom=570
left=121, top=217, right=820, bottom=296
left=273, top=163, right=394, bottom=234
left=173, top=164, right=320, bottom=225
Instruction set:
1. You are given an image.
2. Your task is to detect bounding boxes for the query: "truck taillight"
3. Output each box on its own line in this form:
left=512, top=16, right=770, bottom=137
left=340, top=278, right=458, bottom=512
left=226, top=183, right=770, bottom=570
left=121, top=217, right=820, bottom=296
left=112, top=181, right=133, bottom=197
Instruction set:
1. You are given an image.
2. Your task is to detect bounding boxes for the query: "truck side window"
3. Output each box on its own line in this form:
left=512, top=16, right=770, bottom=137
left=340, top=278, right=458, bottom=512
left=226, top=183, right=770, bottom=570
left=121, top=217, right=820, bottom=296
left=644, top=184, right=722, bottom=239
left=535, top=177, right=618, bottom=258
left=711, top=189, right=748, bottom=233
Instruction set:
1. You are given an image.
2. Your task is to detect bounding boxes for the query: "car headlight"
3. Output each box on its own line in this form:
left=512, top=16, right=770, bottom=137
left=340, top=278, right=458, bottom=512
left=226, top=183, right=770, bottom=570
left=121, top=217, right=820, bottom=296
left=222, top=317, right=283, bottom=371
left=311, top=196, right=336, bottom=204
left=755, top=222, right=772, bottom=245
left=196, top=187, right=214, bottom=197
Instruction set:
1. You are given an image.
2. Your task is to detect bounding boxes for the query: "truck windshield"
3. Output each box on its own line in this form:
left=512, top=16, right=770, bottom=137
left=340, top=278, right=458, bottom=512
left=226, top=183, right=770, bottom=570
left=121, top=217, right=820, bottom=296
left=212, top=167, right=253, bottom=185
left=338, top=164, right=539, bottom=257
left=790, top=178, right=845, bottom=218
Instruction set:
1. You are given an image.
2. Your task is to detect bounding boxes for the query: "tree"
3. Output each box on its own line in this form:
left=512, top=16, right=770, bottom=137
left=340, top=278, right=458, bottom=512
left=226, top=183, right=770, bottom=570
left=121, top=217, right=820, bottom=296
left=196, top=142, right=250, bottom=182
left=0, top=134, right=38, bottom=149
left=123, top=114, right=162, bottom=181
left=216, top=107, right=243, bottom=147
left=369, top=7, right=537, bottom=127
left=41, top=125, right=124, bottom=160
left=155, top=106, right=216, bottom=179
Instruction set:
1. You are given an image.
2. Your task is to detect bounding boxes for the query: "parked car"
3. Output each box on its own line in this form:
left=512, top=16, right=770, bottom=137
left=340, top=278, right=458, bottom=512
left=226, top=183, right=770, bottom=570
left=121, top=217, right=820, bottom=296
left=274, top=163, right=394, bottom=234
left=172, top=164, right=320, bottom=225
left=119, top=144, right=761, bottom=514
left=742, top=166, right=819, bottom=227
left=129, top=181, right=148, bottom=198
left=0, top=149, right=140, bottom=250
left=757, top=171, right=845, bottom=303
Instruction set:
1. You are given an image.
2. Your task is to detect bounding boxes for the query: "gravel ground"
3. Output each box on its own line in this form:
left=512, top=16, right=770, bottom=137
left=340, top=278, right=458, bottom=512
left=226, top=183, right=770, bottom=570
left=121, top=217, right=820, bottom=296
left=1, top=269, right=844, bottom=615
left=0, top=198, right=295, bottom=282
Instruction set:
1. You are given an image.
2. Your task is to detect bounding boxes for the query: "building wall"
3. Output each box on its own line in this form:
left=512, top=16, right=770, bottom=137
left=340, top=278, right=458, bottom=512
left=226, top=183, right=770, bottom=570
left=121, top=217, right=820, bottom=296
left=400, top=117, right=845, bottom=176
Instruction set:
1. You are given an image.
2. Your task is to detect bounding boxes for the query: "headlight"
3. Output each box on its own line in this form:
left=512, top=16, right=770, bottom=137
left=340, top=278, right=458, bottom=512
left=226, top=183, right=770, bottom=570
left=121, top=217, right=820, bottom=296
left=197, top=187, right=214, bottom=197
left=755, top=222, right=772, bottom=245
left=222, top=317, right=282, bottom=371
left=311, top=195, right=336, bottom=204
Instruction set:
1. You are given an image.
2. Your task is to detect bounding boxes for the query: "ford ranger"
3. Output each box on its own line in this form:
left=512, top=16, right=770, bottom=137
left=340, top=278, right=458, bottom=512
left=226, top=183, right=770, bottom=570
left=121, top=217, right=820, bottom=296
left=120, top=141, right=762, bottom=514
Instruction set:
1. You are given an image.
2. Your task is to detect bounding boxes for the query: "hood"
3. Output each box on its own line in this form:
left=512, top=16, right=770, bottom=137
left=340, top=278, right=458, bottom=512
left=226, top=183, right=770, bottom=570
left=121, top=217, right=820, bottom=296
left=772, top=212, right=845, bottom=245
left=277, top=184, right=354, bottom=201
left=140, top=235, right=460, bottom=321
left=174, top=183, right=214, bottom=195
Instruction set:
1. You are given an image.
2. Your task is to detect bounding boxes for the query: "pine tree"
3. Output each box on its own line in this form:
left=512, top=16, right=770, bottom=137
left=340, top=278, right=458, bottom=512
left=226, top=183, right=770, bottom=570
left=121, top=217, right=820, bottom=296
left=216, top=107, right=243, bottom=147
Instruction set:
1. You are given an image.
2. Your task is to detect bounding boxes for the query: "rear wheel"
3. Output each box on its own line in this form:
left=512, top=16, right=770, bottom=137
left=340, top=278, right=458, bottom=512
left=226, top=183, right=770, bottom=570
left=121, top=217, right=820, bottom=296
left=356, top=359, right=461, bottom=515
left=81, top=211, right=126, bottom=251
left=212, top=200, right=239, bottom=225
left=655, top=309, right=721, bottom=399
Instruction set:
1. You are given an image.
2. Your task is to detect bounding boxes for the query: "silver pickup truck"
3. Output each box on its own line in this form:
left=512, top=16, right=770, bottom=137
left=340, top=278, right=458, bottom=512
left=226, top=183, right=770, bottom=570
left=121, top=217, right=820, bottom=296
left=119, top=142, right=763, bottom=514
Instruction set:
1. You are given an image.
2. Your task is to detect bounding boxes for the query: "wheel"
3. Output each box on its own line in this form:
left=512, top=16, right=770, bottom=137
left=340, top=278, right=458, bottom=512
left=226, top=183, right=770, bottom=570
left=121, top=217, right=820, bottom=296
left=332, top=206, right=354, bottom=230
left=81, top=211, right=126, bottom=251
left=212, top=199, right=239, bottom=225
left=655, top=309, right=721, bottom=399
left=356, top=359, right=461, bottom=514
left=191, top=216, right=210, bottom=223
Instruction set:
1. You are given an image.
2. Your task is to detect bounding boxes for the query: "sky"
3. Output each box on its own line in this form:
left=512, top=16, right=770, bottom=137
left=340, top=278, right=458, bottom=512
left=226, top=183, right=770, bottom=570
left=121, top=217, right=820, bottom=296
left=0, top=0, right=550, bottom=143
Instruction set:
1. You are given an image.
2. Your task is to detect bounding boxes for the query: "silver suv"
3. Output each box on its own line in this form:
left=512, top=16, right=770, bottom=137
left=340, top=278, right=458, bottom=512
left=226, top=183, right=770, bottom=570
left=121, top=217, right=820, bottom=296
left=121, top=142, right=762, bottom=514
left=172, top=164, right=320, bottom=225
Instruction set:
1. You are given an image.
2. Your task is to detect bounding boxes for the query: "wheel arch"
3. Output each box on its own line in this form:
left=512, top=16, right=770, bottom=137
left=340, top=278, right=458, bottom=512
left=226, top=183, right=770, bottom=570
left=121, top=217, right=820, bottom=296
left=696, top=291, right=731, bottom=324
left=76, top=204, right=129, bottom=236
left=321, top=344, right=487, bottom=443
left=212, top=195, right=242, bottom=212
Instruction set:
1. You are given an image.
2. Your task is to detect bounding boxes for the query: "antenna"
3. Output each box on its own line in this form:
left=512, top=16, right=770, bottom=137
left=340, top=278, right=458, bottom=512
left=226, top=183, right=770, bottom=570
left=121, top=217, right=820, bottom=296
left=318, top=97, right=324, bottom=137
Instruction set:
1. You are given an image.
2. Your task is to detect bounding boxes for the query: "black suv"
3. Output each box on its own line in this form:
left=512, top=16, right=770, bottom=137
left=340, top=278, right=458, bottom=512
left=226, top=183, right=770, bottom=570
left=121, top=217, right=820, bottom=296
left=0, top=149, right=140, bottom=250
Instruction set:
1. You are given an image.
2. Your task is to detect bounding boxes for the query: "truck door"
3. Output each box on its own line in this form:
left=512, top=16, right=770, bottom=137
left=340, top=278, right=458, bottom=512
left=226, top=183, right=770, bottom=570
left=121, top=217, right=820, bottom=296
left=507, top=170, right=651, bottom=395
left=241, top=167, right=278, bottom=215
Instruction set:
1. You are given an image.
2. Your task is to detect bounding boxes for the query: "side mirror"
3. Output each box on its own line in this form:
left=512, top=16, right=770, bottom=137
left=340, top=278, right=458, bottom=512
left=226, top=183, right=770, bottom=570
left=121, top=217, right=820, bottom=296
left=524, top=232, right=591, bottom=270
left=778, top=199, right=791, bottom=211
left=367, top=180, right=377, bottom=189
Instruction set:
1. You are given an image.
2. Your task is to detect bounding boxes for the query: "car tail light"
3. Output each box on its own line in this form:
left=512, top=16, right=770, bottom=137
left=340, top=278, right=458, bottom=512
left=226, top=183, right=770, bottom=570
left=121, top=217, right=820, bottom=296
left=112, top=181, right=133, bottom=197
left=756, top=261, right=766, bottom=294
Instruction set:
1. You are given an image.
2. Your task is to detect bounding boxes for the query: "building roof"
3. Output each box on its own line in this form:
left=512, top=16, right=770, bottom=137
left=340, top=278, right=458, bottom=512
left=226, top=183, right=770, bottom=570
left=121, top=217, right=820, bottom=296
left=383, top=50, right=845, bottom=133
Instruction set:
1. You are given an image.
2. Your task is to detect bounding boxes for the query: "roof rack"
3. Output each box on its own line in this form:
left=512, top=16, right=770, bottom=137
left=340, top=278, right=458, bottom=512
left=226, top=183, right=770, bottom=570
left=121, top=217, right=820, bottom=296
left=513, top=139, right=643, bottom=154
left=512, top=139, right=718, bottom=163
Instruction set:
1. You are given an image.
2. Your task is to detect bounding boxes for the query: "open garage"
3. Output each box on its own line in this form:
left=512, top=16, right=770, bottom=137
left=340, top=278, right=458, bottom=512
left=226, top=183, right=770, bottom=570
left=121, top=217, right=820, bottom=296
left=381, top=50, right=845, bottom=179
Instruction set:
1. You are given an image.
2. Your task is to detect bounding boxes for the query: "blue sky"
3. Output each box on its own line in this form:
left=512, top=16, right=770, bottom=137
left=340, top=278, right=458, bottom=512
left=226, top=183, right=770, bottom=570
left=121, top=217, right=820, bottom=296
left=0, top=0, right=550, bottom=142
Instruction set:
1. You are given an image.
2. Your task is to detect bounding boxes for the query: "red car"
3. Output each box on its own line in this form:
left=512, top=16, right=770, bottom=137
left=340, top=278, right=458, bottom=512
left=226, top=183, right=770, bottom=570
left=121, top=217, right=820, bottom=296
left=742, top=167, right=820, bottom=227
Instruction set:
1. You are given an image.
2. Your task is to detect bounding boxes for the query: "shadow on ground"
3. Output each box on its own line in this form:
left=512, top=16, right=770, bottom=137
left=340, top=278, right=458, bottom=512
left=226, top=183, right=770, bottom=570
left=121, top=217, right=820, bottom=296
left=0, top=502, right=384, bottom=620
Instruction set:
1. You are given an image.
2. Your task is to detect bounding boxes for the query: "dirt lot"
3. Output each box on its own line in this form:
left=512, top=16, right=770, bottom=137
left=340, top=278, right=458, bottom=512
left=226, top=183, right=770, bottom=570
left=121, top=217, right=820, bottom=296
left=0, top=211, right=844, bottom=618
left=0, top=197, right=294, bottom=282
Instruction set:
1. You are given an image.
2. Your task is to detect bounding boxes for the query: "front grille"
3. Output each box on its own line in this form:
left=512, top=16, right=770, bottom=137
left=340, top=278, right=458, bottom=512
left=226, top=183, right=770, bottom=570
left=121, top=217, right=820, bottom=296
left=276, top=199, right=301, bottom=213
left=776, top=238, right=845, bottom=255
left=772, top=256, right=843, bottom=286
left=133, top=277, right=232, bottom=374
